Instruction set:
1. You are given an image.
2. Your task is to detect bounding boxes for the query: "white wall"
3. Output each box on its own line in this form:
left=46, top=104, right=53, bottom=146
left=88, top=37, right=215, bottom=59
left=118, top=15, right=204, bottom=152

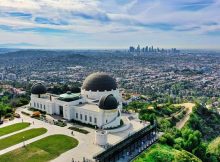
left=81, top=89, right=121, bottom=101
left=30, top=93, right=122, bottom=128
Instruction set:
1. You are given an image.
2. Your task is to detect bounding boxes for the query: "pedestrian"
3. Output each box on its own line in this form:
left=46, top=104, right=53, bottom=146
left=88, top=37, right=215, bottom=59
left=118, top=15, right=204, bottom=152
left=72, top=158, right=74, bottom=162
left=33, top=121, right=34, bottom=125
left=22, top=119, right=23, bottom=123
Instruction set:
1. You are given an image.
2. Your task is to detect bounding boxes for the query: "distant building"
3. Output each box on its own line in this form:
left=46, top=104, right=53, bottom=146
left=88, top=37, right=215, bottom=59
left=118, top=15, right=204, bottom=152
left=137, top=45, right=141, bottom=52
left=7, top=73, right=16, bottom=81
left=129, top=46, right=135, bottom=52
left=128, top=44, right=180, bottom=54
left=0, top=73, right=3, bottom=80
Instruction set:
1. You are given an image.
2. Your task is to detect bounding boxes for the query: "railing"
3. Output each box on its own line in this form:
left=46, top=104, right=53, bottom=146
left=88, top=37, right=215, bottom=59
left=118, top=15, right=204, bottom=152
left=93, top=122, right=157, bottom=160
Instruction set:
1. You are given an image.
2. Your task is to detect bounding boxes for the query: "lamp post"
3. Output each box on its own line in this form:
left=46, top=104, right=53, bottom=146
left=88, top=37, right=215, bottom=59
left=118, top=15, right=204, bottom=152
left=23, top=136, right=25, bottom=147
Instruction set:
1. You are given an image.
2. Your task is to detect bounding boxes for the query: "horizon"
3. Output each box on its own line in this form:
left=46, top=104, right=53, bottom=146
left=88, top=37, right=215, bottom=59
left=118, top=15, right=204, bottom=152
left=1, top=47, right=220, bottom=51
left=0, top=0, right=220, bottom=49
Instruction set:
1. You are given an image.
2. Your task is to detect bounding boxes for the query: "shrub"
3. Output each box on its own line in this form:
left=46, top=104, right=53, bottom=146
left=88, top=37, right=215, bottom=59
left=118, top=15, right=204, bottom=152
left=21, top=111, right=30, bottom=116
left=4, top=113, right=12, bottom=118
left=54, top=120, right=67, bottom=127
left=68, top=126, right=89, bottom=134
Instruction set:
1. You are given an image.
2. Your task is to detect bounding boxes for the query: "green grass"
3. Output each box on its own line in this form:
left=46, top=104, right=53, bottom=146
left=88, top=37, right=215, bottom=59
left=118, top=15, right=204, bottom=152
left=0, top=128, right=47, bottom=151
left=134, top=144, right=202, bottom=162
left=0, top=122, right=30, bottom=137
left=0, top=134, right=79, bottom=162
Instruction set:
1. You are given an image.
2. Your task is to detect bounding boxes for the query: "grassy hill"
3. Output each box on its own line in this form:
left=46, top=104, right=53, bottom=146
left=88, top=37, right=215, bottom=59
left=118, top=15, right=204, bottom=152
left=134, top=144, right=202, bottom=162
left=207, top=136, right=220, bottom=161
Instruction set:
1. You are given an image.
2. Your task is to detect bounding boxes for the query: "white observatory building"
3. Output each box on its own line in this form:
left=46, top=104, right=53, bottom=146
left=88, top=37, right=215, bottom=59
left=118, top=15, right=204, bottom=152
left=30, top=72, right=122, bottom=129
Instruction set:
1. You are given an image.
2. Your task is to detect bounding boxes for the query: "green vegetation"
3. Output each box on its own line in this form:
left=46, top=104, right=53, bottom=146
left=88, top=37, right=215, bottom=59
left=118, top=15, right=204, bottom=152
left=125, top=101, right=185, bottom=131
left=0, top=96, right=12, bottom=121
left=129, top=101, right=220, bottom=162
left=54, top=120, right=67, bottom=127
left=47, top=83, right=81, bottom=95
left=0, top=94, right=29, bottom=121
left=207, top=137, right=220, bottom=161
left=157, top=103, right=220, bottom=162
left=68, top=126, right=89, bottom=134
left=0, top=122, right=30, bottom=137
left=0, top=128, right=47, bottom=150
left=186, top=103, right=220, bottom=140
left=134, top=144, right=201, bottom=162
left=0, top=134, right=79, bottom=162
left=10, top=97, right=29, bottom=108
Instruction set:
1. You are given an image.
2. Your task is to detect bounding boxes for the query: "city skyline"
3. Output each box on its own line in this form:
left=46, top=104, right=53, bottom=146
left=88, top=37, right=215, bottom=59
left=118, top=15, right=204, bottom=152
left=0, top=0, right=220, bottom=49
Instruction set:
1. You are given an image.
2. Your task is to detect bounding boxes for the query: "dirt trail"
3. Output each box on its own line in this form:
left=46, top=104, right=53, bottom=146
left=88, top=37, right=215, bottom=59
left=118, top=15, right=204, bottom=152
left=175, top=103, right=195, bottom=129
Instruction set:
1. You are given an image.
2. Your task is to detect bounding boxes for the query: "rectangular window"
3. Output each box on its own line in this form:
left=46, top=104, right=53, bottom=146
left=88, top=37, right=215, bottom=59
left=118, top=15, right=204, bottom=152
left=94, top=117, right=97, bottom=124
left=85, top=115, right=87, bottom=121
left=80, top=114, right=82, bottom=120
left=76, top=113, right=78, bottom=119
left=40, top=104, right=42, bottom=108
left=44, top=105, right=46, bottom=110
left=37, top=103, right=39, bottom=108
left=89, top=116, right=92, bottom=122
left=34, top=102, right=36, bottom=107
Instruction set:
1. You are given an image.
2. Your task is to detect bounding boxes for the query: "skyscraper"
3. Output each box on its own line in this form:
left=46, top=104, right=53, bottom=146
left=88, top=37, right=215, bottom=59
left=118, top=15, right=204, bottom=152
left=137, top=45, right=141, bottom=52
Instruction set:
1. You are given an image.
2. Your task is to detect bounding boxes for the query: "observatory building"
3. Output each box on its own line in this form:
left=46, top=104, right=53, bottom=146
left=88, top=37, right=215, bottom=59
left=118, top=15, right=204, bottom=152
left=30, top=72, right=122, bottom=129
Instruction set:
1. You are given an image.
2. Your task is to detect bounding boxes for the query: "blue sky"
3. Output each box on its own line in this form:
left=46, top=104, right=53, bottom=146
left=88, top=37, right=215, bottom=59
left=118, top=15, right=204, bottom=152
left=0, top=0, right=219, bottom=49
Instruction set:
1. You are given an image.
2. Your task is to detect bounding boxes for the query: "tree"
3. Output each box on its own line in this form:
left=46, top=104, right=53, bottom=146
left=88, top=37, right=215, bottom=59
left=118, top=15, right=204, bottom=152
left=0, top=101, right=11, bottom=121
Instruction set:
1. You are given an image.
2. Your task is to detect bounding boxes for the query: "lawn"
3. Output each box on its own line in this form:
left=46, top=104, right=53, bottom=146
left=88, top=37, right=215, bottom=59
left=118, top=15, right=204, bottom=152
left=0, top=122, right=30, bottom=137
left=0, top=134, right=79, bottom=162
left=134, top=144, right=201, bottom=162
left=0, top=128, right=47, bottom=150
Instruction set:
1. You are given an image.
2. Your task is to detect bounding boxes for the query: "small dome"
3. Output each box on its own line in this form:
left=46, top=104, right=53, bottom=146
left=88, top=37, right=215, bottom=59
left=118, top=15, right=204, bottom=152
left=82, top=72, right=117, bottom=92
left=31, top=83, right=47, bottom=95
left=99, top=94, right=118, bottom=110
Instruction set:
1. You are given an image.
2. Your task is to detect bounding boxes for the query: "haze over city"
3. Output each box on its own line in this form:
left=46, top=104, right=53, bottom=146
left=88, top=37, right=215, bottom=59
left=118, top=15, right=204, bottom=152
left=0, top=0, right=220, bottom=49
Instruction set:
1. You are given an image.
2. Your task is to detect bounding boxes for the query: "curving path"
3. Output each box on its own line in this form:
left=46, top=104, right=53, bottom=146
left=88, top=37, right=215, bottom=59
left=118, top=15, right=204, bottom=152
left=175, top=103, right=195, bottom=129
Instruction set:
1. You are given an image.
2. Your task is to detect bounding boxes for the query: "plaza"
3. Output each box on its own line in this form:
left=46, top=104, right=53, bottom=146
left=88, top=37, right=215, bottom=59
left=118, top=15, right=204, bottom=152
left=0, top=105, right=146, bottom=161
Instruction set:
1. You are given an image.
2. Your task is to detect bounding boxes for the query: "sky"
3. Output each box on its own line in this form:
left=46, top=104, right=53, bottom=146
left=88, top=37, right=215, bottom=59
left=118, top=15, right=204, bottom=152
left=0, top=0, right=220, bottom=49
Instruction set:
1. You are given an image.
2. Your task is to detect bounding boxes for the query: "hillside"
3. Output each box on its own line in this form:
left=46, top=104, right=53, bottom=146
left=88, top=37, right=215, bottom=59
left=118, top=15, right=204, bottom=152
left=186, top=103, right=220, bottom=140
left=134, top=144, right=202, bottom=162
left=207, top=136, right=220, bottom=161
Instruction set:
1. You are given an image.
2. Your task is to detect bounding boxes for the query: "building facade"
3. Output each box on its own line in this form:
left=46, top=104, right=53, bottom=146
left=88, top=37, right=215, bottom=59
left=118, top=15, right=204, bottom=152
left=30, top=72, right=122, bottom=129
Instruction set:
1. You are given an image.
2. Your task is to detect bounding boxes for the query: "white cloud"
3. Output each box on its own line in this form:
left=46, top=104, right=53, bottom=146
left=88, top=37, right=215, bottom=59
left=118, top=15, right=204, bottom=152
left=0, top=0, right=219, bottom=49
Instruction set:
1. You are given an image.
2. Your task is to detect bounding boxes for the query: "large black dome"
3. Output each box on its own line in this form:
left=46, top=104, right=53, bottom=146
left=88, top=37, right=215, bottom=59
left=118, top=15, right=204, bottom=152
left=99, top=94, right=118, bottom=110
left=31, top=83, right=47, bottom=94
left=82, top=72, right=117, bottom=92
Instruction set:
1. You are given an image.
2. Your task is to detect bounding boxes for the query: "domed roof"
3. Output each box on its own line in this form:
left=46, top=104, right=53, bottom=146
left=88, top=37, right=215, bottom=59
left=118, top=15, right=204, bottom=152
left=31, top=83, right=47, bottom=95
left=82, top=72, right=117, bottom=92
left=59, top=92, right=81, bottom=102
left=99, top=94, right=118, bottom=110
